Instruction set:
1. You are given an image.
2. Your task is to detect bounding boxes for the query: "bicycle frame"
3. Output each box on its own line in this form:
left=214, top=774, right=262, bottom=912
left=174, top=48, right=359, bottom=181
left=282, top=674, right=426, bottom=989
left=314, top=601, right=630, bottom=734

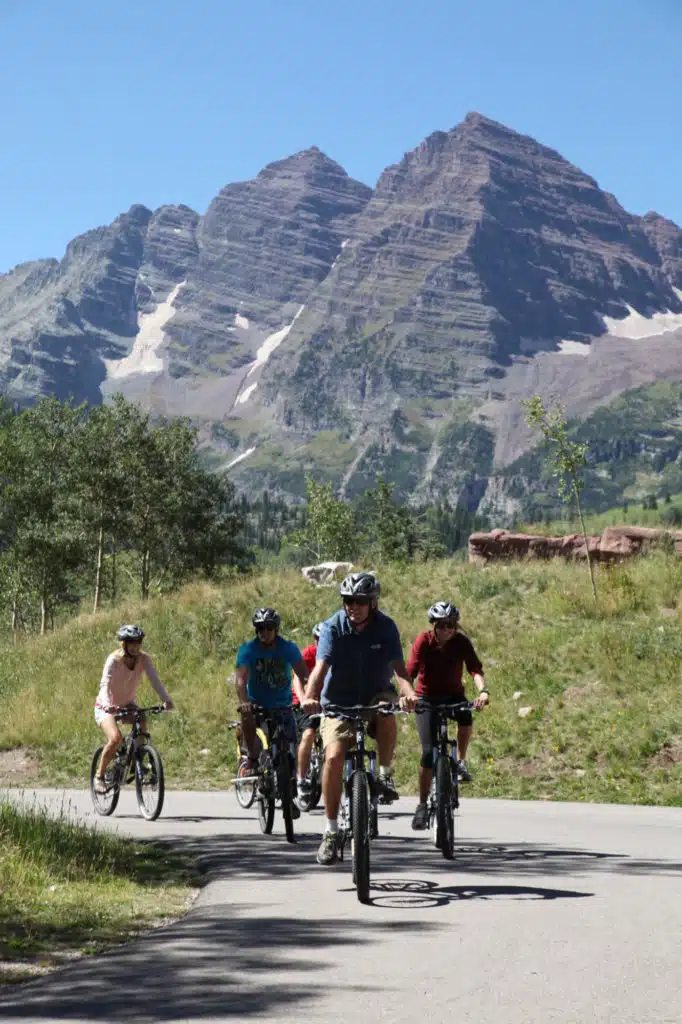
left=338, top=718, right=379, bottom=850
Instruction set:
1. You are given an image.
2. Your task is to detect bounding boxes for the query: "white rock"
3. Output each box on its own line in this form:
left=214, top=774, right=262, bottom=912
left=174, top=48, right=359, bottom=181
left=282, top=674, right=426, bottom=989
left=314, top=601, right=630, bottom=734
left=199, top=748, right=211, bottom=755
left=574, top=769, right=586, bottom=777
left=301, top=562, right=354, bottom=585
left=512, top=691, right=522, bottom=701
left=518, top=706, right=533, bottom=718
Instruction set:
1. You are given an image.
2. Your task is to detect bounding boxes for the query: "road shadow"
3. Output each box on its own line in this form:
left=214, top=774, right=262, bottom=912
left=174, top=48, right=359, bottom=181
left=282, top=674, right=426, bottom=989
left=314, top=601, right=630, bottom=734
left=0, top=908, right=432, bottom=1021
left=143, top=817, right=682, bottom=886
left=366, top=878, right=592, bottom=909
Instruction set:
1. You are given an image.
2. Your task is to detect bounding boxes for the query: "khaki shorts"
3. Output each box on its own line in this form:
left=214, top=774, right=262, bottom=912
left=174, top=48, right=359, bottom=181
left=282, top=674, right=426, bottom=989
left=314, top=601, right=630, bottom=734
left=320, top=690, right=397, bottom=749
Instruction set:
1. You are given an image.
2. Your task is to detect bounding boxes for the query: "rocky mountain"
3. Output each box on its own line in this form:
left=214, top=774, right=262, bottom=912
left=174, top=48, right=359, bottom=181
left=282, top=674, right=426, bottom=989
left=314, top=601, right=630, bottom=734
left=2, top=113, right=682, bottom=517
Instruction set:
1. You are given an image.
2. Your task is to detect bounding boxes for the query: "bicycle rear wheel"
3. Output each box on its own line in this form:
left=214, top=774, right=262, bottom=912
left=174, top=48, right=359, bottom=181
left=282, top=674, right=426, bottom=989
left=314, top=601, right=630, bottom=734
left=257, top=793, right=275, bottom=834
left=308, top=750, right=322, bottom=810
left=90, top=746, right=120, bottom=816
left=351, top=771, right=371, bottom=904
left=436, top=755, right=455, bottom=860
left=135, top=744, right=165, bottom=820
left=276, top=755, right=296, bottom=843
left=235, top=759, right=257, bottom=809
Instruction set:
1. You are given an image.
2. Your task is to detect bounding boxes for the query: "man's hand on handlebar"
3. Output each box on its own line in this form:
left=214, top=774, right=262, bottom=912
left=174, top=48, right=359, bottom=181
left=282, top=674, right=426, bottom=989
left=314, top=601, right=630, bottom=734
left=473, top=692, right=489, bottom=710
left=301, top=696, right=321, bottom=714
left=238, top=701, right=255, bottom=714
left=399, top=691, right=419, bottom=711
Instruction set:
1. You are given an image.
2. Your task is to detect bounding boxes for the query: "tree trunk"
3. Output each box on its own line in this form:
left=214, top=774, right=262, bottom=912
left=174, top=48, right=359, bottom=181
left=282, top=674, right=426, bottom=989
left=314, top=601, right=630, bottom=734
left=111, top=540, right=117, bottom=604
left=93, top=520, right=105, bottom=613
left=11, top=594, right=18, bottom=636
left=141, top=549, right=150, bottom=600
left=574, top=484, right=597, bottom=603
left=40, top=594, right=48, bottom=635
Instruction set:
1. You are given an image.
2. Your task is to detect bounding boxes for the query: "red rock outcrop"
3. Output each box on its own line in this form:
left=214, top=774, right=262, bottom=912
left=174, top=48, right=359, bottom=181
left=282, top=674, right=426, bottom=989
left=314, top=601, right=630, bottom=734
left=468, top=526, right=682, bottom=564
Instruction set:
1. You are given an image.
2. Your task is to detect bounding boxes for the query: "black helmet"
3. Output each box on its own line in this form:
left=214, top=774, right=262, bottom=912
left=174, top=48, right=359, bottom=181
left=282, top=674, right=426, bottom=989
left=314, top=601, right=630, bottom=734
left=252, top=607, right=280, bottom=629
left=427, top=601, right=460, bottom=624
left=117, top=624, right=145, bottom=642
left=339, top=572, right=380, bottom=599
left=312, top=621, right=326, bottom=640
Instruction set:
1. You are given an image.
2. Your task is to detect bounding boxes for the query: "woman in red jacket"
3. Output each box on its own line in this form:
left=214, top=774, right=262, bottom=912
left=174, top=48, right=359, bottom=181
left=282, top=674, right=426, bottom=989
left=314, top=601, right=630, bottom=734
left=407, top=601, right=489, bottom=830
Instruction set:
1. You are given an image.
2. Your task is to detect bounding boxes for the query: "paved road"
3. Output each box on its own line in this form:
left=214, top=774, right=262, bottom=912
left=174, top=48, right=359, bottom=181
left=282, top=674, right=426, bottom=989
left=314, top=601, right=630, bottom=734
left=1, top=788, right=681, bottom=1023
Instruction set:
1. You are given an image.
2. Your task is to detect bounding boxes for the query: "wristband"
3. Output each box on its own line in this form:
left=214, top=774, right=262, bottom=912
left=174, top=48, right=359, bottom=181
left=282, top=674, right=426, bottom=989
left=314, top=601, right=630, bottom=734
left=479, top=689, right=489, bottom=695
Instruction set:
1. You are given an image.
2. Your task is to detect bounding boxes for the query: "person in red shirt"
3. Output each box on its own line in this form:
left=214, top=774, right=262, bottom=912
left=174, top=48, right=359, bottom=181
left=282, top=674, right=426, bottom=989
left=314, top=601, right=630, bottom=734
left=294, top=621, right=325, bottom=807
left=407, top=601, right=489, bottom=830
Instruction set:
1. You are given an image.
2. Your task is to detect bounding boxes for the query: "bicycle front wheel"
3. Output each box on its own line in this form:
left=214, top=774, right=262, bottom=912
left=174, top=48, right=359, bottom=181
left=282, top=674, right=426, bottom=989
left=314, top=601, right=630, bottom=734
left=90, top=746, right=119, bottom=816
left=276, top=755, right=295, bottom=843
left=135, top=744, right=165, bottom=820
left=436, top=754, right=455, bottom=860
left=235, top=759, right=257, bottom=809
left=351, top=771, right=371, bottom=904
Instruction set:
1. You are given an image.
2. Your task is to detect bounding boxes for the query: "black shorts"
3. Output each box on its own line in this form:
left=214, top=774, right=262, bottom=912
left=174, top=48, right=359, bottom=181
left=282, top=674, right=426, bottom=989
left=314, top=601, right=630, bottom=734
left=293, top=706, right=320, bottom=735
left=416, top=701, right=472, bottom=758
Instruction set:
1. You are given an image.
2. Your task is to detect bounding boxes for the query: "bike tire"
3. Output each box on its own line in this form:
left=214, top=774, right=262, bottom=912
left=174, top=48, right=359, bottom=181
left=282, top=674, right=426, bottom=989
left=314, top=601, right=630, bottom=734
left=235, top=759, right=257, bottom=809
left=257, top=794, right=275, bottom=834
left=90, top=746, right=120, bottom=816
left=277, top=755, right=296, bottom=843
left=135, top=744, right=165, bottom=821
left=351, top=771, right=371, bottom=904
left=308, top=753, right=322, bottom=810
left=436, top=754, right=455, bottom=860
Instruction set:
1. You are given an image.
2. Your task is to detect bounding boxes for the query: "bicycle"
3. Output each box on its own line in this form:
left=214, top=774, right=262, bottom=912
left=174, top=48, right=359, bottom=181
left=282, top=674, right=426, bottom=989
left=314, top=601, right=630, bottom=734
left=295, top=717, right=323, bottom=812
left=416, top=699, right=475, bottom=860
left=228, top=718, right=269, bottom=810
left=90, top=705, right=167, bottom=821
left=321, top=702, right=400, bottom=904
left=230, top=706, right=298, bottom=843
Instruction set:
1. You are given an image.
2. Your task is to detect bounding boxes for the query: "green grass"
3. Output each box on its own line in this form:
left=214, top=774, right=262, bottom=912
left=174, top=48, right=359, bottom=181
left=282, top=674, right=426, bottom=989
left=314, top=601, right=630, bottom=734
left=0, top=799, right=196, bottom=982
left=520, top=495, right=682, bottom=536
left=0, top=559, right=681, bottom=805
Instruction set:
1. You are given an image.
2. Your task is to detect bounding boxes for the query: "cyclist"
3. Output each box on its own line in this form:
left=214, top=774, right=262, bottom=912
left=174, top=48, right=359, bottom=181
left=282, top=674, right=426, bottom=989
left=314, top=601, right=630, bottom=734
left=294, top=621, right=326, bottom=809
left=93, top=625, right=174, bottom=794
left=302, top=573, right=417, bottom=865
left=407, top=601, right=489, bottom=830
left=235, top=608, right=309, bottom=808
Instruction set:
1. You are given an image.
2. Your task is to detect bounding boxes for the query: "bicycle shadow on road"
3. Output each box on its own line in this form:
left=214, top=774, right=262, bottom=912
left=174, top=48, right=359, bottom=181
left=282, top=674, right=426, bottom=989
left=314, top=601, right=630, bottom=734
left=364, top=878, right=593, bottom=909
left=369, top=834, right=682, bottom=879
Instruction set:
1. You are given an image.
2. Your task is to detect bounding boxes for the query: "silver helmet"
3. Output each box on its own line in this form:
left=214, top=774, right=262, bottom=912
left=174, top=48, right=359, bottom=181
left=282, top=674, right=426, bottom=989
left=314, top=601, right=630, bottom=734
left=339, top=572, right=380, bottom=599
left=427, top=601, right=460, bottom=624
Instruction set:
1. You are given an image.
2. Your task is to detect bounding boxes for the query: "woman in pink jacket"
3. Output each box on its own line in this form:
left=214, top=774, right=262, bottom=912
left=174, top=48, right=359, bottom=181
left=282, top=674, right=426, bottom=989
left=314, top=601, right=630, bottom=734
left=93, top=624, right=174, bottom=793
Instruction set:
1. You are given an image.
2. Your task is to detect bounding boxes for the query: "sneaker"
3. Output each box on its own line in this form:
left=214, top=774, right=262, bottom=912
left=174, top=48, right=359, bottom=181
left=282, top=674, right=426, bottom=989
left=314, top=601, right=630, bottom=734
left=241, top=759, right=259, bottom=778
left=94, top=776, right=108, bottom=794
left=316, top=831, right=338, bottom=866
left=377, top=773, right=399, bottom=804
left=456, top=759, right=472, bottom=782
left=411, top=803, right=429, bottom=830
left=296, top=777, right=312, bottom=811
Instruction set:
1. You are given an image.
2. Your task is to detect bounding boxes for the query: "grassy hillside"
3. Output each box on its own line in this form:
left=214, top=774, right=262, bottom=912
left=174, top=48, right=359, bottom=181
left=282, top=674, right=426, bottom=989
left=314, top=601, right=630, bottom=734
left=0, top=557, right=680, bottom=806
left=520, top=495, right=682, bottom=536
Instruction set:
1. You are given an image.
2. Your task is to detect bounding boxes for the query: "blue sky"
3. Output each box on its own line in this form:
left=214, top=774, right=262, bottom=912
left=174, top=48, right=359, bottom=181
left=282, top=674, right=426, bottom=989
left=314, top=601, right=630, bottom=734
left=1, top=0, right=680, bottom=273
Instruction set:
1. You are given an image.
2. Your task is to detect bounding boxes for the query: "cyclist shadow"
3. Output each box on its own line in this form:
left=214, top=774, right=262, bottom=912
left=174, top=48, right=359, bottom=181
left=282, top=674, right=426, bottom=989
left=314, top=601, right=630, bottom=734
left=365, top=878, right=593, bottom=909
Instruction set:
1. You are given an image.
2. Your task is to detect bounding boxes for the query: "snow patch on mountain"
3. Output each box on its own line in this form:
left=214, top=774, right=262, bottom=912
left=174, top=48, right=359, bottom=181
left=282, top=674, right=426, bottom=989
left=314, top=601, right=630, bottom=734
left=246, top=305, right=305, bottom=378
left=106, top=280, right=186, bottom=380
left=235, top=313, right=250, bottom=329
left=227, top=446, right=256, bottom=468
left=602, top=290, right=682, bottom=340
left=559, top=340, right=591, bottom=356
left=236, top=382, right=258, bottom=405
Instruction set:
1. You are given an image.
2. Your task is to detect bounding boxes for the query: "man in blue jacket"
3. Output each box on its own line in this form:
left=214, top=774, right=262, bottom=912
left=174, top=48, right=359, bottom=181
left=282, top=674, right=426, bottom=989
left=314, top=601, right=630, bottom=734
left=303, top=573, right=417, bottom=865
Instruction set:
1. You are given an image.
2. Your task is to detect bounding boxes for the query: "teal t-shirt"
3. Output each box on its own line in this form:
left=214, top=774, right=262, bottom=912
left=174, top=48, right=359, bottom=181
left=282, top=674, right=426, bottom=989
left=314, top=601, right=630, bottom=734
left=236, top=636, right=302, bottom=708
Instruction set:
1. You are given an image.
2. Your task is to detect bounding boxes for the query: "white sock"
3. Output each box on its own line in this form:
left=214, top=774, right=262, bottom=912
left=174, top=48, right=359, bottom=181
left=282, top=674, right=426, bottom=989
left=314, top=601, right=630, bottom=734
left=379, top=765, right=391, bottom=776
left=326, top=818, right=338, bottom=834
left=298, top=774, right=305, bottom=784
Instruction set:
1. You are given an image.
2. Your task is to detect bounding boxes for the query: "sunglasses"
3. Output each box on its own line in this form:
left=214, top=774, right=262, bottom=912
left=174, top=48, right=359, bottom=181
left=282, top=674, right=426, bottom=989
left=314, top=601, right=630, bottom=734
left=343, top=597, right=371, bottom=607
left=434, top=620, right=458, bottom=630
left=255, top=624, right=276, bottom=633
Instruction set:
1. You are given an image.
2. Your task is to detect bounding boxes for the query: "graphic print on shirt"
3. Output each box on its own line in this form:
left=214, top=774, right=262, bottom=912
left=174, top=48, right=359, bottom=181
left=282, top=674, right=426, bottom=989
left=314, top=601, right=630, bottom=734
left=253, top=657, right=290, bottom=692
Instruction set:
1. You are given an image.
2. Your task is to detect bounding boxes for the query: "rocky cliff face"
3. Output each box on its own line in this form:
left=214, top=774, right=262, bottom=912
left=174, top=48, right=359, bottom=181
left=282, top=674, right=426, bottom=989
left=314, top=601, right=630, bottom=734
left=2, top=113, right=682, bottom=514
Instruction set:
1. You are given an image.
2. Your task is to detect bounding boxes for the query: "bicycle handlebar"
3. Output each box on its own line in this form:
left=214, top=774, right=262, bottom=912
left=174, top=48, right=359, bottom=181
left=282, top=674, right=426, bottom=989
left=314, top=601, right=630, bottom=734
left=321, top=701, right=403, bottom=720
left=108, top=705, right=168, bottom=720
left=415, top=699, right=477, bottom=713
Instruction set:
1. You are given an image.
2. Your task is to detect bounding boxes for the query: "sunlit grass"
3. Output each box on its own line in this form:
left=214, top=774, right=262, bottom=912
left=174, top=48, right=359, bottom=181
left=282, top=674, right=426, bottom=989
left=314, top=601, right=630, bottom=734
left=0, top=556, right=680, bottom=805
